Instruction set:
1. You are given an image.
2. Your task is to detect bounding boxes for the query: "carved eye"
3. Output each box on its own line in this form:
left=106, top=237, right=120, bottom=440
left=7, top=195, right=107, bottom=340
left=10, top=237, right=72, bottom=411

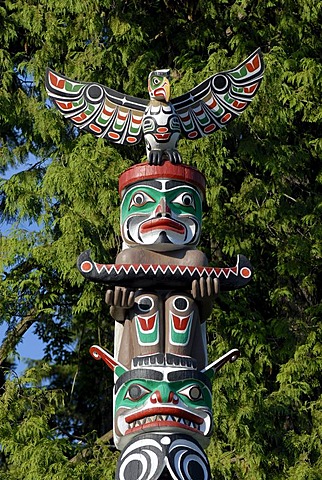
left=178, top=384, right=203, bottom=401
left=137, top=296, right=154, bottom=312
left=153, top=77, right=160, bottom=85
left=173, top=296, right=189, bottom=312
left=172, top=192, right=195, bottom=209
left=125, top=384, right=151, bottom=401
left=129, top=191, right=155, bottom=208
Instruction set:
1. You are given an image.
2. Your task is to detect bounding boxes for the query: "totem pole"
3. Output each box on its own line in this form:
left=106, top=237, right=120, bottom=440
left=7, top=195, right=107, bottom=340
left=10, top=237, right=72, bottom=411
left=46, top=49, right=264, bottom=479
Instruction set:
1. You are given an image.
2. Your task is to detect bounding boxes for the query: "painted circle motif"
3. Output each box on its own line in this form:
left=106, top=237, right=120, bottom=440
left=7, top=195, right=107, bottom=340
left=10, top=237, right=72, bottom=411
left=167, top=437, right=211, bottom=480
left=173, top=296, right=189, bottom=312
left=81, top=261, right=93, bottom=273
left=86, top=84, right=104, bottom=102
left=116, top=437, right=164, bottom=480
left=161, top=436, right=171, bottom=445
left=240, top=267, right=251, bottom=278
left=137, top=296, right=154, bottom=313
left=212, top=74, right=229, bottom=92
left=115, top=434, right=211, bottom=480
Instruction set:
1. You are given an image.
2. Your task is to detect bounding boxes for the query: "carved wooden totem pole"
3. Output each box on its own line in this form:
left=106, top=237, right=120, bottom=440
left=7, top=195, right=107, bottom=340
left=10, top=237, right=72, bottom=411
left=46, top=49, right=264, bottom=479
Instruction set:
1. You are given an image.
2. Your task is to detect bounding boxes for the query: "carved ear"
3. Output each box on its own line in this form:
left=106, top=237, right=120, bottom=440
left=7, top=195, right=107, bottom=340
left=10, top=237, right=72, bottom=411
left=201, top=348, right=240, bottom=380
left=90, top=345, right=128, bottom=377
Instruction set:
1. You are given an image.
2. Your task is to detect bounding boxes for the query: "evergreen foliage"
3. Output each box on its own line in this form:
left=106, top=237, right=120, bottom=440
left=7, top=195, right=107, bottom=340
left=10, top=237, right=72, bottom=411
left=0, top=0, right=322, bottom=477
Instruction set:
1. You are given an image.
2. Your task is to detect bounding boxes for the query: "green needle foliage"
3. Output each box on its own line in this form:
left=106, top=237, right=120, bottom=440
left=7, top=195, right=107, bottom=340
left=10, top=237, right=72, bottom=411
left=0, top=0, right=322, bottom=478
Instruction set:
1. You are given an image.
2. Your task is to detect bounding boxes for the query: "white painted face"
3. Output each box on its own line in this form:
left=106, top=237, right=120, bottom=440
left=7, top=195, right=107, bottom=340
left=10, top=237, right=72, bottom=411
left=120, top=180, right=203, bottom=251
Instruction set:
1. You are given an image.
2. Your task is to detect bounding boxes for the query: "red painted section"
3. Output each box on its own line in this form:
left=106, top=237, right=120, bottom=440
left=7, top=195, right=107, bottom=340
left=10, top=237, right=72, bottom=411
left=137, top=314, right=157, bottom=331
left=204, top=124, right=216, bottom=133
left=140, top=218, right=185, bottom=234
left=232, top=100, right=247, bottom=109
left=172, top=314, right=190, bottom=331
left=154, top=133, right=171, bottom=140
left=221, top=113, right=232, bottom=123
left=119, top=162, right=206, bottom=196
left=49, top=71, right=65, bottom=89
left=208, top=98, right=218, bottom=109
left=246, top=53, right=260, bottom=72
left=240, top=267, right=251, bottom=278
left=125, top=406, right=203, bottom=424
left=132, top=117, right=142, bottom=124
left=188, top=131, right=198, bottom=139
left=57, top=100, right=73, bottom=110
left=244, top=83, right=258, bottom=94
left=108, top=131, right=120, bottom=140
left=102, top=106, right=113, bottom=116
left=81, top=261, right=93, bottom=272
left=72, top=112, right=87, bottom=121
left=89, top=124, right=102, bottom=133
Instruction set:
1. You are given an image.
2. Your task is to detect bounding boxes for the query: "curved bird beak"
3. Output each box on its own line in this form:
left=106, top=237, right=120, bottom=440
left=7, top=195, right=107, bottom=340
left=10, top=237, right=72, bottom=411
left=152, top=78, right=170, bottom=102
left=162, top=78, right=170, bottom=102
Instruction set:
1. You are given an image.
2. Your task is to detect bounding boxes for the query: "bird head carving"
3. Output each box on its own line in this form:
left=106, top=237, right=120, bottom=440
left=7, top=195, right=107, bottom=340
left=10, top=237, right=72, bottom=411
left=148, top=69, right=171, bottom=102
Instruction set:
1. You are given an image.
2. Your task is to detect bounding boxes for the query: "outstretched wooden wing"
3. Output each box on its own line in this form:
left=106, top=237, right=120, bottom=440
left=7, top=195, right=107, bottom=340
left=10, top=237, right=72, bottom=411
left=45, top=69, right=149, bottom=146
left=171, top=48, right=264, bottom=140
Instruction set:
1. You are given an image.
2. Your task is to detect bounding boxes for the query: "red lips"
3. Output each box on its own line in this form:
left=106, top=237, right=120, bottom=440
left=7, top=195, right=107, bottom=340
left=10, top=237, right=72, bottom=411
left=125, top=406, right=203, bottom=425
left=140, top=218, right=185, bottom=234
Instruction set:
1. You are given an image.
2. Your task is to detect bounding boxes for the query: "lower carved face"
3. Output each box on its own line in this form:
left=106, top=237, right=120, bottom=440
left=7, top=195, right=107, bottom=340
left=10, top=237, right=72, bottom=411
left=120, top=180, right=202, bottom=250
left=114, top=368, right=212, bottom=450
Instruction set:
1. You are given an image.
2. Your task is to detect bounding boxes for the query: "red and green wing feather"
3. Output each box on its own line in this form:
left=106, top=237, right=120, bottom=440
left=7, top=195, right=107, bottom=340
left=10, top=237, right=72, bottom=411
left=171, top=48, right=264, bottom=140
left=45, top=68, right=149, bottom=146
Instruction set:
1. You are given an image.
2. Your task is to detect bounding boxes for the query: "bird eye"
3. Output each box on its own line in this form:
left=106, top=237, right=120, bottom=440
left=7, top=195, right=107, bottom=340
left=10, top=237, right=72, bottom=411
left=153, top=77, right=160, bottom=85
left=124, top=384, right=151, bottom=401
left=172, top=192, right=195, bottom=209
left=129, top=191, right=155, bottom=208
left=178, top=384, right=203, bottom=401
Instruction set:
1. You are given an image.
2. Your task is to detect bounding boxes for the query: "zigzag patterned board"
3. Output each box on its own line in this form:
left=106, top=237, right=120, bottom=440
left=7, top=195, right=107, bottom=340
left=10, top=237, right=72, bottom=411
left=77, top=250, right=252, bottom=291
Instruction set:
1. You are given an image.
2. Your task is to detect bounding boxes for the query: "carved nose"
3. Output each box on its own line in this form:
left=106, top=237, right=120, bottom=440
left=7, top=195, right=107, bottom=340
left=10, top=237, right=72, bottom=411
left=150, top=390, right=179, bottom=404
left=155, top=198, right=171, bottom=217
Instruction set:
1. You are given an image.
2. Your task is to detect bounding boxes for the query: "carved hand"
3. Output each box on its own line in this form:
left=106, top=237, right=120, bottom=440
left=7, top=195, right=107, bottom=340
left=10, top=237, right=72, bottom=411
left=191, top=277, right=220, bottom=321
left=105, top=287, right=135, bottom=321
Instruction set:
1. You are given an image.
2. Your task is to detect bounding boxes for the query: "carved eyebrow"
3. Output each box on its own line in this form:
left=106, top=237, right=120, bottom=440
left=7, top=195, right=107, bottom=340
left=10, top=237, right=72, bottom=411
left=127, top=180, right=195, bottom=191
left=167, top=370, right=212, bottom=391
left=115, top=369, right=163, bottom=393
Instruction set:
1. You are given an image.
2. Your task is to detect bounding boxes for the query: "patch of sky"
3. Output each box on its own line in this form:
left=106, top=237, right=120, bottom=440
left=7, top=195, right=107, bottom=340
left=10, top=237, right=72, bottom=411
left=1, top=156, right=53, bottom=377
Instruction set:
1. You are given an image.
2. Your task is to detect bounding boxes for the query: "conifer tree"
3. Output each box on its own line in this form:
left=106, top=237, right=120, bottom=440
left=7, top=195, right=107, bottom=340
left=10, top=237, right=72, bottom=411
left=1, top=0, right=322, bottom=478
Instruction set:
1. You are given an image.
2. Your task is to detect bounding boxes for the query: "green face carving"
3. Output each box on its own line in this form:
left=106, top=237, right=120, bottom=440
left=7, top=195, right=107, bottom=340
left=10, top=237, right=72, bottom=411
left=120, top=181, right=203, bottom=249
left=114, top=368, right=212, bottom=450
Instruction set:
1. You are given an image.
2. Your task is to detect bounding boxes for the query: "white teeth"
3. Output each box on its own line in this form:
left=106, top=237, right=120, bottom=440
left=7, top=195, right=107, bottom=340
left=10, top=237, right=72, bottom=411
left=127, top=415, right=204, bottom=433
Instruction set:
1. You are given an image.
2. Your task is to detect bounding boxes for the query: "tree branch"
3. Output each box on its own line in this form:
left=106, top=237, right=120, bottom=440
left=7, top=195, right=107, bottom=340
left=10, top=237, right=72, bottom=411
left=69, top=429, right=114, bottom=463
left=0, top=309, right=37, bottom=365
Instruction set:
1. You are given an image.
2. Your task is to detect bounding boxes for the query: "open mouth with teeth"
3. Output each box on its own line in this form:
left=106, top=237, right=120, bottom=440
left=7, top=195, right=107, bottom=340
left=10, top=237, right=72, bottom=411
left=124, top=407, right=208, bottom=435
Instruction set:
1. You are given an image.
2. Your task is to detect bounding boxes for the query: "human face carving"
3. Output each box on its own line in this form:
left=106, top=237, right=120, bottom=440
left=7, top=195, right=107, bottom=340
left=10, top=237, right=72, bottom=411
left=114, top=369, right=212, bottom=450
left=120, top=180, right=202, bottom=250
